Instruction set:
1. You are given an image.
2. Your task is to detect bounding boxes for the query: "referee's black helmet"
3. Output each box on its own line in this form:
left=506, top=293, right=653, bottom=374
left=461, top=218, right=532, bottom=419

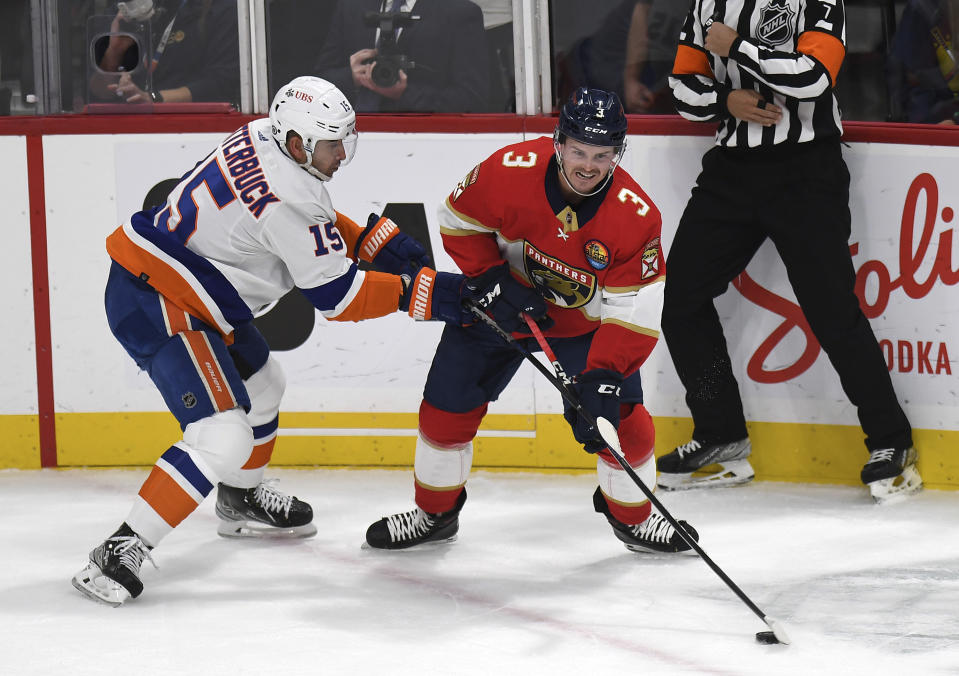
left=556, top=87, right=627, bottom=147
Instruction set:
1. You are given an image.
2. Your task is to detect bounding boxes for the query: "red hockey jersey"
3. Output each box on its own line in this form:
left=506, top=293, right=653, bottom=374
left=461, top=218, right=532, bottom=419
left=439, top=135, right=664, bottom=376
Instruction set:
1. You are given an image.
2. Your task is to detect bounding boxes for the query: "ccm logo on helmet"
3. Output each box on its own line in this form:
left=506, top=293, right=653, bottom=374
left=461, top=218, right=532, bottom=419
left=584, top=126, right=608, bottom=134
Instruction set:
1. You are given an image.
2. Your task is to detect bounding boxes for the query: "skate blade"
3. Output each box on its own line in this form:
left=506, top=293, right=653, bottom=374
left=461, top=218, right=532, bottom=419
left=623, top=542, right=699, bottom=556
left=216, top=520, right=318, bottom=539
left=360, top=534, right=458, bottom=551
left=657, top=460, right=755, bottom=491
left=869, top=465, right=923, bottom=505
left=71, top=564, right=130, bottom=607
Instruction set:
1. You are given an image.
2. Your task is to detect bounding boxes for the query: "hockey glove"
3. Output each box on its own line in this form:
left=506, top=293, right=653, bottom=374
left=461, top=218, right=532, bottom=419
left=563, top=368, right=623, bottom=453
left=400, top=267, right=471, bottom=324
left=356, top=213, right=432, bottom=276
left=464, top=262, right=552, bottom=333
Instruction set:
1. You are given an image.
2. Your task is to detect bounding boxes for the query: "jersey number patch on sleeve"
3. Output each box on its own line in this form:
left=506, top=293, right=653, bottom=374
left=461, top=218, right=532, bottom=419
left=308, top=222, right=345, bottom=257
left=502, top=151, right=537, bottom=168
left=617, top=188, right=650, bottom=217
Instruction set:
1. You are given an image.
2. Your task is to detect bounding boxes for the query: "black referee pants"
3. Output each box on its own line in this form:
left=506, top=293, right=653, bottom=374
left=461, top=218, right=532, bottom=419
left=661, top=139, right=912, bottom=452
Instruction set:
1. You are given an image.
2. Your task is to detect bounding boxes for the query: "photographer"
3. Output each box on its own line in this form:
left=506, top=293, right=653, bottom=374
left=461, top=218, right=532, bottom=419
left=315, top=0, right=490, bottom=113
left=89, top=0, right=239, bottom=106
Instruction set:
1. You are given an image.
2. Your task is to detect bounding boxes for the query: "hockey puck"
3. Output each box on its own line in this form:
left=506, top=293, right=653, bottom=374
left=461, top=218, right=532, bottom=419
left=755, top=631, right=779, bottom=644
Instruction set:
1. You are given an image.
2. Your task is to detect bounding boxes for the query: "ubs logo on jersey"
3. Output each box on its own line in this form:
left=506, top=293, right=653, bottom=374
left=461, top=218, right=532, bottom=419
left=523, top=242, right=596, bottom=308
left=757, top=0, right=796, bottom=47
left=584, top=239, right=610, bottom=270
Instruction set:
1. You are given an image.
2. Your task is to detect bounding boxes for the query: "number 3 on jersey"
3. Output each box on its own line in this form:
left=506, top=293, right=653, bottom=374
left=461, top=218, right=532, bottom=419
left=502, top=151, right=537, bottom=168
left=159, top=158, right=236, bottom=243
left=618, top=188, right=650, bottom=217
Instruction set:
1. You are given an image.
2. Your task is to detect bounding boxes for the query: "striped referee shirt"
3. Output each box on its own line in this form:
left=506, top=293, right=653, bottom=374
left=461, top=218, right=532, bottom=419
left=669, top=0, right=846, bottom=148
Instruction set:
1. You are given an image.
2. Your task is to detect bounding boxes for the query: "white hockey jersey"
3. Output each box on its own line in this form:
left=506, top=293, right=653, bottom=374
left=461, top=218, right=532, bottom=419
left=106, top=118, right=401, bottom=341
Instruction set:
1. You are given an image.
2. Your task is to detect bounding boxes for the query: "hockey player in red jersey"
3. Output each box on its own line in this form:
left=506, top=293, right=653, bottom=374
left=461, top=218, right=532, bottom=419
left=365, top=87, right=699, bottom=553
left=72, top=76, right=470, bottom=606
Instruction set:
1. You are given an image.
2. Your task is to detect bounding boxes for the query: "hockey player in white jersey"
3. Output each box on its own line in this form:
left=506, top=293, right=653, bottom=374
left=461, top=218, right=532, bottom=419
left=72, top=76, right=469, bottom=606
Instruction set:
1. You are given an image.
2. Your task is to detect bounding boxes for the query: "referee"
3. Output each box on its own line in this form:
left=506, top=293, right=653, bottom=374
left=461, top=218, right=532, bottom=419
left=657, top=0, right=922, bottom=503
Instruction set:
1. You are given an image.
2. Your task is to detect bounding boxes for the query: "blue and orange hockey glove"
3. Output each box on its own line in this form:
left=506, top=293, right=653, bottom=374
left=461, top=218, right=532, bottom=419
left=356, top=213, right=432, bottom=277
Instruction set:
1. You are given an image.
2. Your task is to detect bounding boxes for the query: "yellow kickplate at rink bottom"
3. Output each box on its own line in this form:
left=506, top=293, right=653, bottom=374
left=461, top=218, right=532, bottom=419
left=9, top=412, right=958, bottom=489
left=0, top=415, right=41, bottom=469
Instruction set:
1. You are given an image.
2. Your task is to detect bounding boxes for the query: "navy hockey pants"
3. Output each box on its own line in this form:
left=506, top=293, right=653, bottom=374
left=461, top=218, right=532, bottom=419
left=422, top=322, right=644, bottom=417
left=104, top=262, right=267, bottom=429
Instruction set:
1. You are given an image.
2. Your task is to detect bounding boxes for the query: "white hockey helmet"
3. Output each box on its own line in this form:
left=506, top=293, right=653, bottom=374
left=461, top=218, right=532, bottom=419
left=269, top=76, right=357, bottom=181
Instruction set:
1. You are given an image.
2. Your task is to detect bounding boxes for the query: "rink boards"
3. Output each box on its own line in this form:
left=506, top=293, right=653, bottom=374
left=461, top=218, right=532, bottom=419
left=2, top=118, right=957, bottom=488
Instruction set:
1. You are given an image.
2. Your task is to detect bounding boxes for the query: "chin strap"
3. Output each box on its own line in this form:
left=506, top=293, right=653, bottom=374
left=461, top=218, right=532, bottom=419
left=275, top=137, right=332, bottom=182
left=298, top=149, right=332, bottom=182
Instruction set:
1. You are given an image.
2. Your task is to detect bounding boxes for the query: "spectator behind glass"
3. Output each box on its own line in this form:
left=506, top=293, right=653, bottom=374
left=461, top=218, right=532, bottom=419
left=622, top=0, right=688, bottom=114
left=888, top=0, right=959, bottom=124
left=315, top=0, right=490, bottom=113
left=90, top=0, right=239, bottom=106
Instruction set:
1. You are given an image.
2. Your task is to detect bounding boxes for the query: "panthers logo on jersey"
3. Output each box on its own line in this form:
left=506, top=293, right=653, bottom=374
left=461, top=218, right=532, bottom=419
left=523, top=242, right=596, bottom=308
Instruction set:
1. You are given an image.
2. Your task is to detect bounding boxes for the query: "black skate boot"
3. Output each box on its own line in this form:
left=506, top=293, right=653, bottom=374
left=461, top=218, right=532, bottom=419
left=72, top=523, right=156, bottom=606
left=861, top=446, right=922, bottom=503
left=365, top=489, right=467, bottom=550
left=656, top=437, right=754, bottom=490
left=215, top=479, right=316, bottom=538
left=593, top=488, right=699, bottom=554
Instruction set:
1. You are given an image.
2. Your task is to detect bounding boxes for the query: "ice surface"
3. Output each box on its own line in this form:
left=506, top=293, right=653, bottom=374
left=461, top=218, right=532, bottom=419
left=2, top=468, right=957, bottom=675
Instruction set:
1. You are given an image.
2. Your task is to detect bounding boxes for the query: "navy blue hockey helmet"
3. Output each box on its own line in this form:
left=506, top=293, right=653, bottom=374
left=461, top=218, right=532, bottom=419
left=556, top=87, right=628, bottom=147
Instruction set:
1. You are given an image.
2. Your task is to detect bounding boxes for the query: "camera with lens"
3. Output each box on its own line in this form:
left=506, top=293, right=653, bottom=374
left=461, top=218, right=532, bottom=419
left=362, top=10, right=419, bottom=88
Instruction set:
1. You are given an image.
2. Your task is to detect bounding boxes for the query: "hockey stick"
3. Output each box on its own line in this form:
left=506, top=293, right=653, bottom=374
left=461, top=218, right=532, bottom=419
left=466, top=302, right=790, bottom=645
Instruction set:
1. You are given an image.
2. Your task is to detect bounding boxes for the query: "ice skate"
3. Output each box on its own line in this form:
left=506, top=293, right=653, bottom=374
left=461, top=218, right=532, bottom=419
left=861, top=447, right=923, bottom=504
left=72, top=524, right=156, bottom=607
left=656, top=437, right=754, bottom=491
left=592, top=488, right=698, bottom=554
left=365, top=489, right=467, bottom=550
left=215, top=479, right=316, bottom=538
